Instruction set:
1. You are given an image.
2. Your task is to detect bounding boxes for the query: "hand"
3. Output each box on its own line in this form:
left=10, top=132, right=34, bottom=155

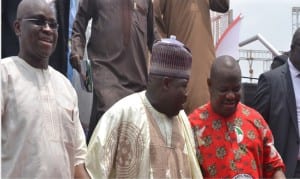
left=70, top=55, right=82, bottom=73
left=71, top=55, right=87, bottom=84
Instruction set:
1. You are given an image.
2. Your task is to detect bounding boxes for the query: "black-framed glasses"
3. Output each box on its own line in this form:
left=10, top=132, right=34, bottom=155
left=22, top=18, right=59, bottom=30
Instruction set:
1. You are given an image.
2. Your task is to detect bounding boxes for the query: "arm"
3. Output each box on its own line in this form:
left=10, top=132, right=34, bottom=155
left=85, top=110, right=120, bottom=178
left=259, top=116, right=285, bottom=178
left=252, top=74, right=271, bottom=123
left=179, top=111, right=203, bottom=179
left=1, top=63, right=7, bottom=120
left=152, top=0, right=167, bottom=39
left=272, top=169, right=286, bottom=179
left=209, top=0, right=229, bottom=13
left=75, top=164, right=90, bottom=179
left=70, top=0, right=93, bottom=74
left=73, top=98, right=90, bottom=178
left=147, top=0, right=161, bottom=51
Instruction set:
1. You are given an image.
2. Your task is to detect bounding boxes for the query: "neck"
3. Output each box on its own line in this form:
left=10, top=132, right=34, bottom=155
left=145, top=90, right=165, bottom=115
left=18, top=53, right=49, bottom=69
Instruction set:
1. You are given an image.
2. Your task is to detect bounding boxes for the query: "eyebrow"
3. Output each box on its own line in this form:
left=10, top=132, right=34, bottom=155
left=22, top=14, right=57, bottom=21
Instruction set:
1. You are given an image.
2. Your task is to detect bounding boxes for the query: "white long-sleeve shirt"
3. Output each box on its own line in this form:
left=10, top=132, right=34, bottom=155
left=1, top=56, right=87, bottom=178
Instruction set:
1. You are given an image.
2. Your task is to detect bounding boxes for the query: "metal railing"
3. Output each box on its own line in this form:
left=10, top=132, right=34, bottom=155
left=238, top=49, right=274, bottom=83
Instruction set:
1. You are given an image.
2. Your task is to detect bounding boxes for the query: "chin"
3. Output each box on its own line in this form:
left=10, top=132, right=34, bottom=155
left=168, top=111, right=180, bottom=118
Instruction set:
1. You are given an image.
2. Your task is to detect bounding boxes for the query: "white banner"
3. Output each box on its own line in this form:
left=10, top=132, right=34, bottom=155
left=215, top=14, right=243, bottom=60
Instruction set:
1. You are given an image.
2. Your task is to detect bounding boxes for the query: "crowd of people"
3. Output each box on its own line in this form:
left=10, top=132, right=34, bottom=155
left=1, top=0, right=300, bottom=178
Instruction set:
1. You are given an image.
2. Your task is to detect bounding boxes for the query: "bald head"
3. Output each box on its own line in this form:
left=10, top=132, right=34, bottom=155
left=208, top=55, right=242, bottom=117
left=16, top=0, right=56, bottom=19
left=209, top=55, right=241, bottom=83
left=15, top=0, right=58, bottom=69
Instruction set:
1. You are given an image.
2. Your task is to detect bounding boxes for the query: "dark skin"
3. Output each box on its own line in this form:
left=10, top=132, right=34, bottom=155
left=207, top=55, right=285, bottom=179
left=13, top=0, right=90, bottom=178
left=75, top=164, right=90, bottom=179
left=146, top=75, right=189, bottom=117
left=290, top=28, right=300, bottom=71
left=14, top=0, right=57, bottom=69
left=70, top=54, right=87, bottom=83
left=208, top=55, right=242, bottom=117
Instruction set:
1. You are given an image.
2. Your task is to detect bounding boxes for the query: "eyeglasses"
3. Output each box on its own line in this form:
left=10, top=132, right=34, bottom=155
left=22, top=18, right=59, bottom=30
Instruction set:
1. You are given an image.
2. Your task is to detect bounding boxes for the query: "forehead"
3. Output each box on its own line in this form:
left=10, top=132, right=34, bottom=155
left=172, top=78, right=188, bottom=84
left=18, top=1, right=56, bottom=19
left=212, top=70, right=241, bottom=86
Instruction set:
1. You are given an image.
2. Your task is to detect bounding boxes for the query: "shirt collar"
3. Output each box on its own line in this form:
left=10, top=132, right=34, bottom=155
left=288, top=58, right=300, bottom=78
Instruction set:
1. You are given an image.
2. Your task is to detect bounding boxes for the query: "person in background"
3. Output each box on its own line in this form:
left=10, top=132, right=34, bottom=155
left=85, top=37, right=202, bottom=178
left=1, top=0, right=89, bottom=178
left=270, top=52, right=289, bottom=70
left=189, top=55, right=285, bottom=178
left=1, top=0, right=71, bottom=76
left=1, top=0, right=20, bottom=57
left=71, top=0, right=158, bottom=143
left=153, top=0, right=229, bottom=115
left=253, top=28, right=300, bottom=178
left=66, top=0, right=79, bottom=81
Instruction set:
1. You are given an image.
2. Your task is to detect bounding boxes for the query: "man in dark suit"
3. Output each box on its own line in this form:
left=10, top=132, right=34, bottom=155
left=270, top=52, right=289, bottom=70
left=253, top=28, right=300, bottom=178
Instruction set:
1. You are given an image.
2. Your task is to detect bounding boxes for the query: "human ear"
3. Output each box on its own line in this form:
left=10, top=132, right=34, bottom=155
left=162, top=77, right=171, bottom=90
left=207, top=78, right=211, bottom=88
left=291, top=44, right=295, bottom=51
left=14, top=20, right=21, bottom=37
left=207, top=78, right=213, bottom=93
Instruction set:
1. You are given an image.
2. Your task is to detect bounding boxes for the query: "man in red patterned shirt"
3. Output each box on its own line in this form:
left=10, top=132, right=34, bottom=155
left=189, top=55, right=285, bottom=178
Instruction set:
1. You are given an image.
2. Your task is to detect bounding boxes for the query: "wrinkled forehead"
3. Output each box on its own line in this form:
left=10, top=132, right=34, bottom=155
left=17, top=0, right=56, bottom=19
left=212, top=68, right=241, bottom=85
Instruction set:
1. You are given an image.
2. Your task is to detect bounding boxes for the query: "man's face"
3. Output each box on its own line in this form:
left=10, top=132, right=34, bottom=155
left=164, top=78, right=189, bottom=117
left=290, top=31, right=300, bottom=71
left=209, top=73, right=241, bottom=117
left=15, top=2, right=58, bottom=62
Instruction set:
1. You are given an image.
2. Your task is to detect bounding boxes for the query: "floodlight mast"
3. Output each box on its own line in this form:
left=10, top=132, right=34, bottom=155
left=239, top=34, right=281, bottom=57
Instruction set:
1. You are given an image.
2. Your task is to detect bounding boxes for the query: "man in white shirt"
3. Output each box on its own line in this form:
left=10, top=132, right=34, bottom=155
left=86, top=37, right=202, bottom=178
left=1, top=0, right=89, bottom=178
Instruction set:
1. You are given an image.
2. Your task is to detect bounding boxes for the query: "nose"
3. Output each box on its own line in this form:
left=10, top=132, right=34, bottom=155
left=42, top=23, right=52, bottom=31
left=225, top=91, right=235, bottom=99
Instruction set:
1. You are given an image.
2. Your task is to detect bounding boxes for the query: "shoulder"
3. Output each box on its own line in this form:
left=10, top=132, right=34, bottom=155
left=112, top=92, right=143, bottom=108
left=48, top=67, right=79, bottom=109
left=104, top=92, right=145, bottom=118
left=260, top=63, right=286, bottom=79
left=1, top=56, right=19, bottom=69
left=188, top=103, right=210, bottom=126
left=1, top=57, right=16, bottom=85
left=1, top=56, right=24, bottom=79
left=49, top=67, right=72, bottom=84
left=238, top=103, right=267, bottom=126
left=96, top=92, right=148, bottom=137
left=189, top=103, right=210, bottom=116
left=239, top=103, right=262, bottom=117
left=49, top=67, right=77, bottom=95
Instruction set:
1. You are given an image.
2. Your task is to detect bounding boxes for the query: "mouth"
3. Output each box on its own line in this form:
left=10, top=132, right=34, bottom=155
left=39, top=38, right=54, bottom=49
left=223, top=102, right=237, bottom=109
left=40, top=38, right=53, bottom=43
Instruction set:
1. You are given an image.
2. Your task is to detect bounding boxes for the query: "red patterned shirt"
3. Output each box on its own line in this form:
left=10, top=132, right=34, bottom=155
left=189, top=102, right=285, bottom=178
